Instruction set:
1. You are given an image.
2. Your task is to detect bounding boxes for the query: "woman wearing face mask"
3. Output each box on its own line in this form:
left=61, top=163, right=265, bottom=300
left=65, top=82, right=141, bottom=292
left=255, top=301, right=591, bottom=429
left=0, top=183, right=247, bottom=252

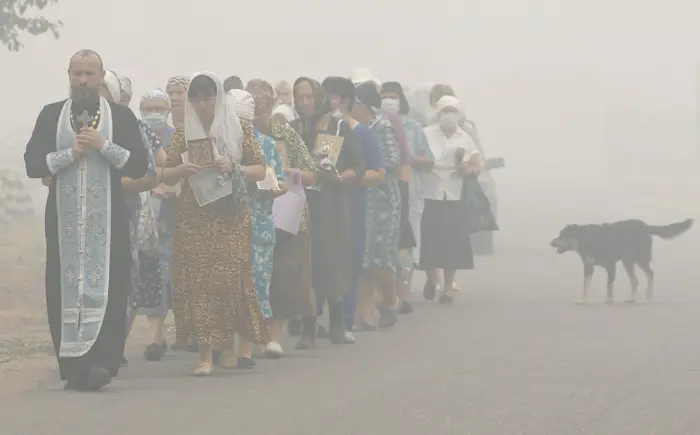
left=380, top=82, right=434, bottom=314
left=289, top=77, right=365, bottom=346
left=351, top=82, right=402, bottom=329
left=421, top=96, right=482, bottom=304
left=126, top=89, right=177, bottom=362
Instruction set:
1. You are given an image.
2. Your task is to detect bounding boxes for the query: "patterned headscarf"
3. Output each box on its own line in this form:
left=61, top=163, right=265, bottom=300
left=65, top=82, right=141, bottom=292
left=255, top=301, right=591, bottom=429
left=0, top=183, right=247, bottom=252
left=118, top=76, right=132, bottom=99
left=140, top=89, right=171, bottom=107
left=166, top=75, right=190, bottom=90
left=245, top=79, right=275, bottom=117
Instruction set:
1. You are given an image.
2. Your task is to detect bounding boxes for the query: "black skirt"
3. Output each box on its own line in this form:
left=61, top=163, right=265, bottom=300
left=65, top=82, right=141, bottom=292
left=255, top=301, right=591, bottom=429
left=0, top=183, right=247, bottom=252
left=419, top=198, right=474, bottom=270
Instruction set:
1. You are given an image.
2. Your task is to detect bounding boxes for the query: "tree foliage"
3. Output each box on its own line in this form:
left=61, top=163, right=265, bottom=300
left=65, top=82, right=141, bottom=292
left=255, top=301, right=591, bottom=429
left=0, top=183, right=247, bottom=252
left=1, top=0, right=61, bottom=52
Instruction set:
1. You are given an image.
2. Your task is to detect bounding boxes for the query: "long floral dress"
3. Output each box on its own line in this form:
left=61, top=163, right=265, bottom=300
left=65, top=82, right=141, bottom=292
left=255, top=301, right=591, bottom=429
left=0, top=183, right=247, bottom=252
left=363, top=115, right=401, bottom=270
left=250, top=126, right=285, bottom=319
left=129, top=122, right=161, bottom=312
left=166, top=122, right=268, bottom=346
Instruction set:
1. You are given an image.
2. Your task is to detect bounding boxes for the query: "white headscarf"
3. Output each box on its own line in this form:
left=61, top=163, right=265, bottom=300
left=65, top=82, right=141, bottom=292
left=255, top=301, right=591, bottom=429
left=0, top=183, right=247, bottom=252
left=272, top=103, right=297, bottom=122
left=184, top=72, right=243, bottom=162
left=119, top=76, right=133, bottom=100
left=227, top=89, right=254, bottom=121
left=140, top=89, right=171, bottom=108
left=103, top=70, right=122, bottom=103
left=434, top=95, right=461, bottom=114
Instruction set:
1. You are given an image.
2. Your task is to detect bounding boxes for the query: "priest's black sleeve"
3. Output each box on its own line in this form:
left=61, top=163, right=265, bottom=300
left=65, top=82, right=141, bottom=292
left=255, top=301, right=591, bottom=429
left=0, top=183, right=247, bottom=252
left=24, top=102, right=63, bottom=179
left=107, top=104, right=148, bottom=180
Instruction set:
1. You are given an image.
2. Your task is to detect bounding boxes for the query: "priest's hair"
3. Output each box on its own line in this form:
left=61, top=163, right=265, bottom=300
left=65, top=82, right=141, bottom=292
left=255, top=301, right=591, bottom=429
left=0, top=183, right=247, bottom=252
left=68, top=49, right=104, bottom=71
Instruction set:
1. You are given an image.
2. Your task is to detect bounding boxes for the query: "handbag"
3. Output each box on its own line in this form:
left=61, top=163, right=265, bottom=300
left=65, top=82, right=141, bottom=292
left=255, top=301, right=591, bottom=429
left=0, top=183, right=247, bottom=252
left=460, top=175, right=498, bottom=236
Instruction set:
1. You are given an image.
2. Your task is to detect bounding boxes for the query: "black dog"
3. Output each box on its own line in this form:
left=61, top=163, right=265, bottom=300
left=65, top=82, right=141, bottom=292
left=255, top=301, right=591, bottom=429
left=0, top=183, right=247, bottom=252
left=550, top=219, right=693, bottom=304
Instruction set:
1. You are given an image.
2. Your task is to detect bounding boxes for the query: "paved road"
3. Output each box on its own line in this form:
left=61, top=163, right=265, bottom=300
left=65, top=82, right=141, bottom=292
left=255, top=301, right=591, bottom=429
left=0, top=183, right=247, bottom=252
left=3, top=242, right=700, bottom=434
left=3, top=183, right=700, bottom=434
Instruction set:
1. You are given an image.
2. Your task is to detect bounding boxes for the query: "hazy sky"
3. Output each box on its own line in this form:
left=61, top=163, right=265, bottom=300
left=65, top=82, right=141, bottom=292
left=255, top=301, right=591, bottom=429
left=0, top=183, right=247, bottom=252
left=2, top=0, right=699, bottom=184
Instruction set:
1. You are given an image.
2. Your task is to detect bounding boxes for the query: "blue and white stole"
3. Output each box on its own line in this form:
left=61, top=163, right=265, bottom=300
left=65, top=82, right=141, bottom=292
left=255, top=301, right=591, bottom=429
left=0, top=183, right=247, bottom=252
left=55, top=97, right=113, bottom=358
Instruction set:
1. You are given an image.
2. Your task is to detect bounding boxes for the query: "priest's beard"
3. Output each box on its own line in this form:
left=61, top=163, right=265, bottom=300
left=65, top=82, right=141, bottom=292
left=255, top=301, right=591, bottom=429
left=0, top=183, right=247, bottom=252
left=70, top=85, right=100, bottom=112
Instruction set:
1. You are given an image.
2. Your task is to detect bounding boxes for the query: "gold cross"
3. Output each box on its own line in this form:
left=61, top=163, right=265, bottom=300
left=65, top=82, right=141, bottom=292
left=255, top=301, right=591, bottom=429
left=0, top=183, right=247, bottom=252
left=77, top=110, right=93, bottom=128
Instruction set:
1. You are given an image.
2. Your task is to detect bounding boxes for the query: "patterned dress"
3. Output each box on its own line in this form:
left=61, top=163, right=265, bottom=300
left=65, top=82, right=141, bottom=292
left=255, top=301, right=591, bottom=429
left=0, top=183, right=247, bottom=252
left=363, top=115, right=401, bottom=270
left=141, top=126, right=176, bottom=317
left=402, top=116, right=433, bottom=265
left=250, top=126, right=285, bottom=319
left=166, top=122, right=268, bottom=346
left=129, top=122, right=162, bottom=312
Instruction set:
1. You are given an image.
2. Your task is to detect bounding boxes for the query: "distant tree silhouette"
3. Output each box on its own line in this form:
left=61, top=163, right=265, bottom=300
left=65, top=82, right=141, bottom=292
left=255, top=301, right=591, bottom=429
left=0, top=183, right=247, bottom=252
left=1, top=0, right=61, bottom=52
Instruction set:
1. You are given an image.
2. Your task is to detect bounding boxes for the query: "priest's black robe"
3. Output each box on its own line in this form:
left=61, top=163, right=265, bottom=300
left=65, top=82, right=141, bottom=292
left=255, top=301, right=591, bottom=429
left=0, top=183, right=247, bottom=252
left=23, top=99, right=147, bottom=381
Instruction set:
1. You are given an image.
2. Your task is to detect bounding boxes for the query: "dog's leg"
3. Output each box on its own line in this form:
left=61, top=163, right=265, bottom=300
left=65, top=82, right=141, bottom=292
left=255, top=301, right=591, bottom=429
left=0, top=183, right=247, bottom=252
left=639, top=263, right=655, bottom=301
left=622, top=257, right=638, bottom=303
left=605, top=263, right=617, bottom=304
left=575, top=263, right=594, bottom=305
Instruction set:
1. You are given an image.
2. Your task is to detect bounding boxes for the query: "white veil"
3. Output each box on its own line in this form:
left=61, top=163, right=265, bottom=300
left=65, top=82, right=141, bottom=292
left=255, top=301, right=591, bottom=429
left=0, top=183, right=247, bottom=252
left=184, top=71, right=243, bottom=162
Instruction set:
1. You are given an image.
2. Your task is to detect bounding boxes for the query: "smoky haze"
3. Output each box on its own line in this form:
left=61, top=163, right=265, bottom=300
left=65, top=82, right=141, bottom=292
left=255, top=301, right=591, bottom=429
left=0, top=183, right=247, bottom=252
left=1, top=0, right=699, bottom=253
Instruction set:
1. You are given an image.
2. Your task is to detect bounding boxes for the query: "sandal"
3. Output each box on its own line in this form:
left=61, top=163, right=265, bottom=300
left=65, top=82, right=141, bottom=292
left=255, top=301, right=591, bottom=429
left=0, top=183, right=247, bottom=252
left=192, top=362, right=213, bottom=377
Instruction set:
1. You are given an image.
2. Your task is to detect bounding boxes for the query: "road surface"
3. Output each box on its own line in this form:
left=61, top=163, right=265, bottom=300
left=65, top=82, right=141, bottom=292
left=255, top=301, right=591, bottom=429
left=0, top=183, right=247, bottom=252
left=2, top=182, right=700, bottom=434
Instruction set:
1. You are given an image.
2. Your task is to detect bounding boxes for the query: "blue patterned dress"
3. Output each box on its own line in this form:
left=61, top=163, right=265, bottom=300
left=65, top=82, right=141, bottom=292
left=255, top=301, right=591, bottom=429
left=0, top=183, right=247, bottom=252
left=129, top=122, right=163, bottom=313
left=250, top=129, right=285, bottom=319
left=402, top=116, right=433, bottom=264
left=143, top=126, right=176, bottom=316
left=363, top=115, right=401, bottom=270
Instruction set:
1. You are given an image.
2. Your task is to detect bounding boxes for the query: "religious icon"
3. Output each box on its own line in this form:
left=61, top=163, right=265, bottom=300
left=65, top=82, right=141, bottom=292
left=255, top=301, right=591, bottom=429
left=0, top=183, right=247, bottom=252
left=187, top=138, right=216, bottom=167
left=312, top=134, right=343, bottom=176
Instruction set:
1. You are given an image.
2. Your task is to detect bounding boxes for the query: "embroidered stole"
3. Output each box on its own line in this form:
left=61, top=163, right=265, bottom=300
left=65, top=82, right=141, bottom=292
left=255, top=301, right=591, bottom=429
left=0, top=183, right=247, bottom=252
left=55, top=97, right=113, bottom=358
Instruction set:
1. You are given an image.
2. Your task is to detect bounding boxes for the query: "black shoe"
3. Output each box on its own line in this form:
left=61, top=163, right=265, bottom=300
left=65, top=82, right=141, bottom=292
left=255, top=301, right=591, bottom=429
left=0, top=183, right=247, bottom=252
left=287, top=318, right=302, bottom=337
left=237, top=357, right=256, bottom=369
left=399, top=300, right=414, bottom=315
left=423, top=283, right=437, bottom=301
left=68, top=366, right=112, bottom=391
left=377, top=306, right=399, bottom=329
left=144, top=343, right=166, bottom=362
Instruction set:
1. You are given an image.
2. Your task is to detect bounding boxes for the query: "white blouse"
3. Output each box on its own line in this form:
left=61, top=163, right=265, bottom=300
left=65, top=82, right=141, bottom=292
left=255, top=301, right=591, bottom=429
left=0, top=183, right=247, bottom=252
left=422, top=125, right=479, bottom=201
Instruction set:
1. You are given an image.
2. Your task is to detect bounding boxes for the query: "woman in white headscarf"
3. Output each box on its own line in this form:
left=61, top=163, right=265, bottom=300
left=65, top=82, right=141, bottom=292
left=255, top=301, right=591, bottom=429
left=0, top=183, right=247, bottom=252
left=420, top=96, right=482, bottom=304
left=159, top=72, right=268, bottom=376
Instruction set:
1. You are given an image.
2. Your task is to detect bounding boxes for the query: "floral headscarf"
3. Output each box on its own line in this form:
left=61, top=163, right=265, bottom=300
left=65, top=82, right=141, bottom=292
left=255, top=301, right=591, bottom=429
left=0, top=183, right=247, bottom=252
left=245, top=79, right=275, bottom=117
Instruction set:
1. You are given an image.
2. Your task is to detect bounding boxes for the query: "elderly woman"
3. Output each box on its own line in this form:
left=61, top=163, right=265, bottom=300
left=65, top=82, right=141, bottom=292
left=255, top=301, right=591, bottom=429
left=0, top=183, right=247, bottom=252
left=380, top=81, right=434, bottom=314
left=246, top=79, right=319, bottom=357
left=421, top=96, right=482, bottom=304
left=166, top=76, right=189, bottom=128
left=101, top=71, right=163, bottom=365
left=127, top=89, right=177, bottom=362
left=351, top=83, right=402, bottom=330
left=119, top=76, right=133, bottom=107
left=160, top=72, right=268, bottom=376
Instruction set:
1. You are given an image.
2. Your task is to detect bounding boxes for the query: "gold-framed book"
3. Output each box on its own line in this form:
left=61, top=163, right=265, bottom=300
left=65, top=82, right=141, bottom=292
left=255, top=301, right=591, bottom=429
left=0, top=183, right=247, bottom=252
left=312, top=133, right=344, bottom=166
left=182, top=139, right=232, bottom=207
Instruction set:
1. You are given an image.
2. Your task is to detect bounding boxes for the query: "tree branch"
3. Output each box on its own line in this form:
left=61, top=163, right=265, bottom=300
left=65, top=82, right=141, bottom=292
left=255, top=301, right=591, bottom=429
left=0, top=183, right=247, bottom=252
left=1, top=0, right=62, bottom=52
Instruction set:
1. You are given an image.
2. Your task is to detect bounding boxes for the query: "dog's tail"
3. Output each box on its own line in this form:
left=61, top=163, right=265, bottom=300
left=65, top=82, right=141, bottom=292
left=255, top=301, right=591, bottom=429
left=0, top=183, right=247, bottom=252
left=647, top=219, right=694, bottom=239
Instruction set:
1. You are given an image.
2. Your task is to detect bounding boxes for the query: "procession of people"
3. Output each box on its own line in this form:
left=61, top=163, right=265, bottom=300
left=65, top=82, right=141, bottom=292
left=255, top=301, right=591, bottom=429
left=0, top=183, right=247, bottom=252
left=23, top=49, right=493, bottom=391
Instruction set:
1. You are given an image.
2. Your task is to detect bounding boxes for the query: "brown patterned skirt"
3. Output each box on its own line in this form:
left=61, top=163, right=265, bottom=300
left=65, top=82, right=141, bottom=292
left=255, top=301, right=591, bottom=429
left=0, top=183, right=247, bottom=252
left=171, top=202, right=268, bottom=346
left=269, top=229, right=316, bottom=318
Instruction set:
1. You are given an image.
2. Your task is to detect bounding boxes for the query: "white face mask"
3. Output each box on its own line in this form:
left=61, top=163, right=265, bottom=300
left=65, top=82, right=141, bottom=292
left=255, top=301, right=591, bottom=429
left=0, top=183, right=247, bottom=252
left=439, top=112, right=460, bottom=130
left=380, top=98, right=400, bottom=115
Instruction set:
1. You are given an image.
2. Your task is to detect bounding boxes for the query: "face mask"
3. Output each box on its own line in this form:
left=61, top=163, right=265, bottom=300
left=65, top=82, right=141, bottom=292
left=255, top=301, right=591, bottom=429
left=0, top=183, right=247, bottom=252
left=142, top=113, right=168, bottom=130
left=380, top=98, right=400, bottom=115
left=439, top=112, right=460, bottom=130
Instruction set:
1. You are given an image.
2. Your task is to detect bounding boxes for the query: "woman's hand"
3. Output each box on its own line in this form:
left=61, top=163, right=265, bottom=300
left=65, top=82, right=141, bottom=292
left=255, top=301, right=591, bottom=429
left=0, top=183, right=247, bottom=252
left=177, top=163, right=201, bottom=177
left=459, top=162, right=481, bottom=176
left=217, top=156, right=233, bottom=174
left=41, top=176, right=52, bottom=187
